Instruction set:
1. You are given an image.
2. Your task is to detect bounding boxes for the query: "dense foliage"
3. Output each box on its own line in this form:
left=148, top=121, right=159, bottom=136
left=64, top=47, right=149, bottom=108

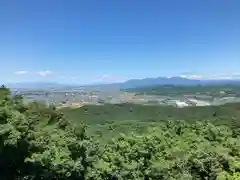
left=63, top=103, right=240, bottom=139
left=92, top=121, right=240, bottom=180
left=0, top=86, right=98, bottom=179
left=2, top=86, right=240, bottom=179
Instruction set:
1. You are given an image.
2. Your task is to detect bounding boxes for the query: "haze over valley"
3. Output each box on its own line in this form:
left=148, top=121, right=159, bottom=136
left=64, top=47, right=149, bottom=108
left=10, top=76, right=240, bottom=108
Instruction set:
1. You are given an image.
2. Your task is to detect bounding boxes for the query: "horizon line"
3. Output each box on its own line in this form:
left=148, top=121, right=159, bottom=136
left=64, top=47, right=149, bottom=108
left=4, top=75, right=240, bottom=86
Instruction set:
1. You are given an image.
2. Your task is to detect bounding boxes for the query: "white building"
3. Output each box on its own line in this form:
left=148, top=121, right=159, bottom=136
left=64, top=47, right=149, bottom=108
left=175, top=100, right=189, bottom=108
left=187, top=99, right=210, bottom=106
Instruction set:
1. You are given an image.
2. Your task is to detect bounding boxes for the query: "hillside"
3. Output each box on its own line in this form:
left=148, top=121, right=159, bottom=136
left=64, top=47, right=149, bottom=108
left=62, top=103, right=240, bottom=139
left=3, top=86, right=240, bottom=179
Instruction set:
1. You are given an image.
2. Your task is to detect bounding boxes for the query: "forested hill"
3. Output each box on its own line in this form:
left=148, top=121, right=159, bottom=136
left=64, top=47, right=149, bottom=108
left=125, top=84, right=240, bottom=96
left=63, top=102, right=240, bottom=124
left=62, top=103, right=240, bottom=138
left=2, top=85, right=240, bottom=179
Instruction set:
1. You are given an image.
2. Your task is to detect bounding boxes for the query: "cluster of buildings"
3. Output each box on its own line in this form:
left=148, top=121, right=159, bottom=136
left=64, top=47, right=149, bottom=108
left=16, top=88, right=240, bottom=108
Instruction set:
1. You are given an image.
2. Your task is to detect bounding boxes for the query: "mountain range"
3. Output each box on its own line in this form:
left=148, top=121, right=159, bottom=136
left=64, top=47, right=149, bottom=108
left=5, top=77, right=240, bottom=90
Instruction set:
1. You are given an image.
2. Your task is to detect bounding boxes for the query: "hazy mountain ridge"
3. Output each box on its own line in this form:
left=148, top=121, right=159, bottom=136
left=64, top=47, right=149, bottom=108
left=5, top=77, right=240, bottom=90
left=6, top=82, right=74, bottom=90
left=88, top=77, right=240, bottom=89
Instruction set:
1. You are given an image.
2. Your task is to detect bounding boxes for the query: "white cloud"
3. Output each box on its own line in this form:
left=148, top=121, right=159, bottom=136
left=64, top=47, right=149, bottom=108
left=187, top=75, right=203, bottom=79
left=58, top=76, right=80, bottom=83
left=179, top=75, right=187, bottom=78
left=179, top=72, right=240, bottom=80
left=14, top=71, right=27, bottom=75
left=180, top=74, right=203, bottom=79
left=37, top=70, right=52, bottom=76
left=195, top=73, right=240, bottom=80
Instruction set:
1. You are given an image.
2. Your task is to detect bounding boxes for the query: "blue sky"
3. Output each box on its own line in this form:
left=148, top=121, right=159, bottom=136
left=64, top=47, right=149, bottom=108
left=0, top=0, right=240, bottom=84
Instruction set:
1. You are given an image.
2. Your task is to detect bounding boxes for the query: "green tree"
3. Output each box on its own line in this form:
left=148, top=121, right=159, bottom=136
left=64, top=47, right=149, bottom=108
left=0, top=86, right=98, bottom=180
left=92, top=121, right=240, bottom=180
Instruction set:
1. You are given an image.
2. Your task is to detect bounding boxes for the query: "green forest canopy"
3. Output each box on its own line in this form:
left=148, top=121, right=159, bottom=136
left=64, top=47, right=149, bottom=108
left=62, top=102, right=240, bottom=139
left=2, top=86, right=240, bottom=179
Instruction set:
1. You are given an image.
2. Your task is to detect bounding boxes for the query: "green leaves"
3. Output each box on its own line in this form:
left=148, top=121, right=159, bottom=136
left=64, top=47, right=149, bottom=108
left=2, top=86, right=240, bottom=179
left=92, top=122, right=240, bottom=179
left=0, top=87, right=98, bottom=180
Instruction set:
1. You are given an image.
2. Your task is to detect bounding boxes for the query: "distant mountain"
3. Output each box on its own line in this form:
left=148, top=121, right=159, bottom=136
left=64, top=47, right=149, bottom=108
left=119, top=77, right=202, bottom=88
left=6, top=82, right=74, bottom=90
left=5, top=77, right=240, bottom=90
left=88, top=77, right=240, bottom=89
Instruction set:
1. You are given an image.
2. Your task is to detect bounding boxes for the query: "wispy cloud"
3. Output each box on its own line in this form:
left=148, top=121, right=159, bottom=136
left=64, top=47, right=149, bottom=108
left=209, top=73, right=240, bottom=80
left=179, top=72, right=240, bottom=80
left=180, top=74, right=203, bottom=79
left=37, top=70, right=52, bottom=76
left=58, top=76, right=80, bottom=83
left=94, top=75, right=130, bottom=83
left=14, top=71, right=27, bottom=75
